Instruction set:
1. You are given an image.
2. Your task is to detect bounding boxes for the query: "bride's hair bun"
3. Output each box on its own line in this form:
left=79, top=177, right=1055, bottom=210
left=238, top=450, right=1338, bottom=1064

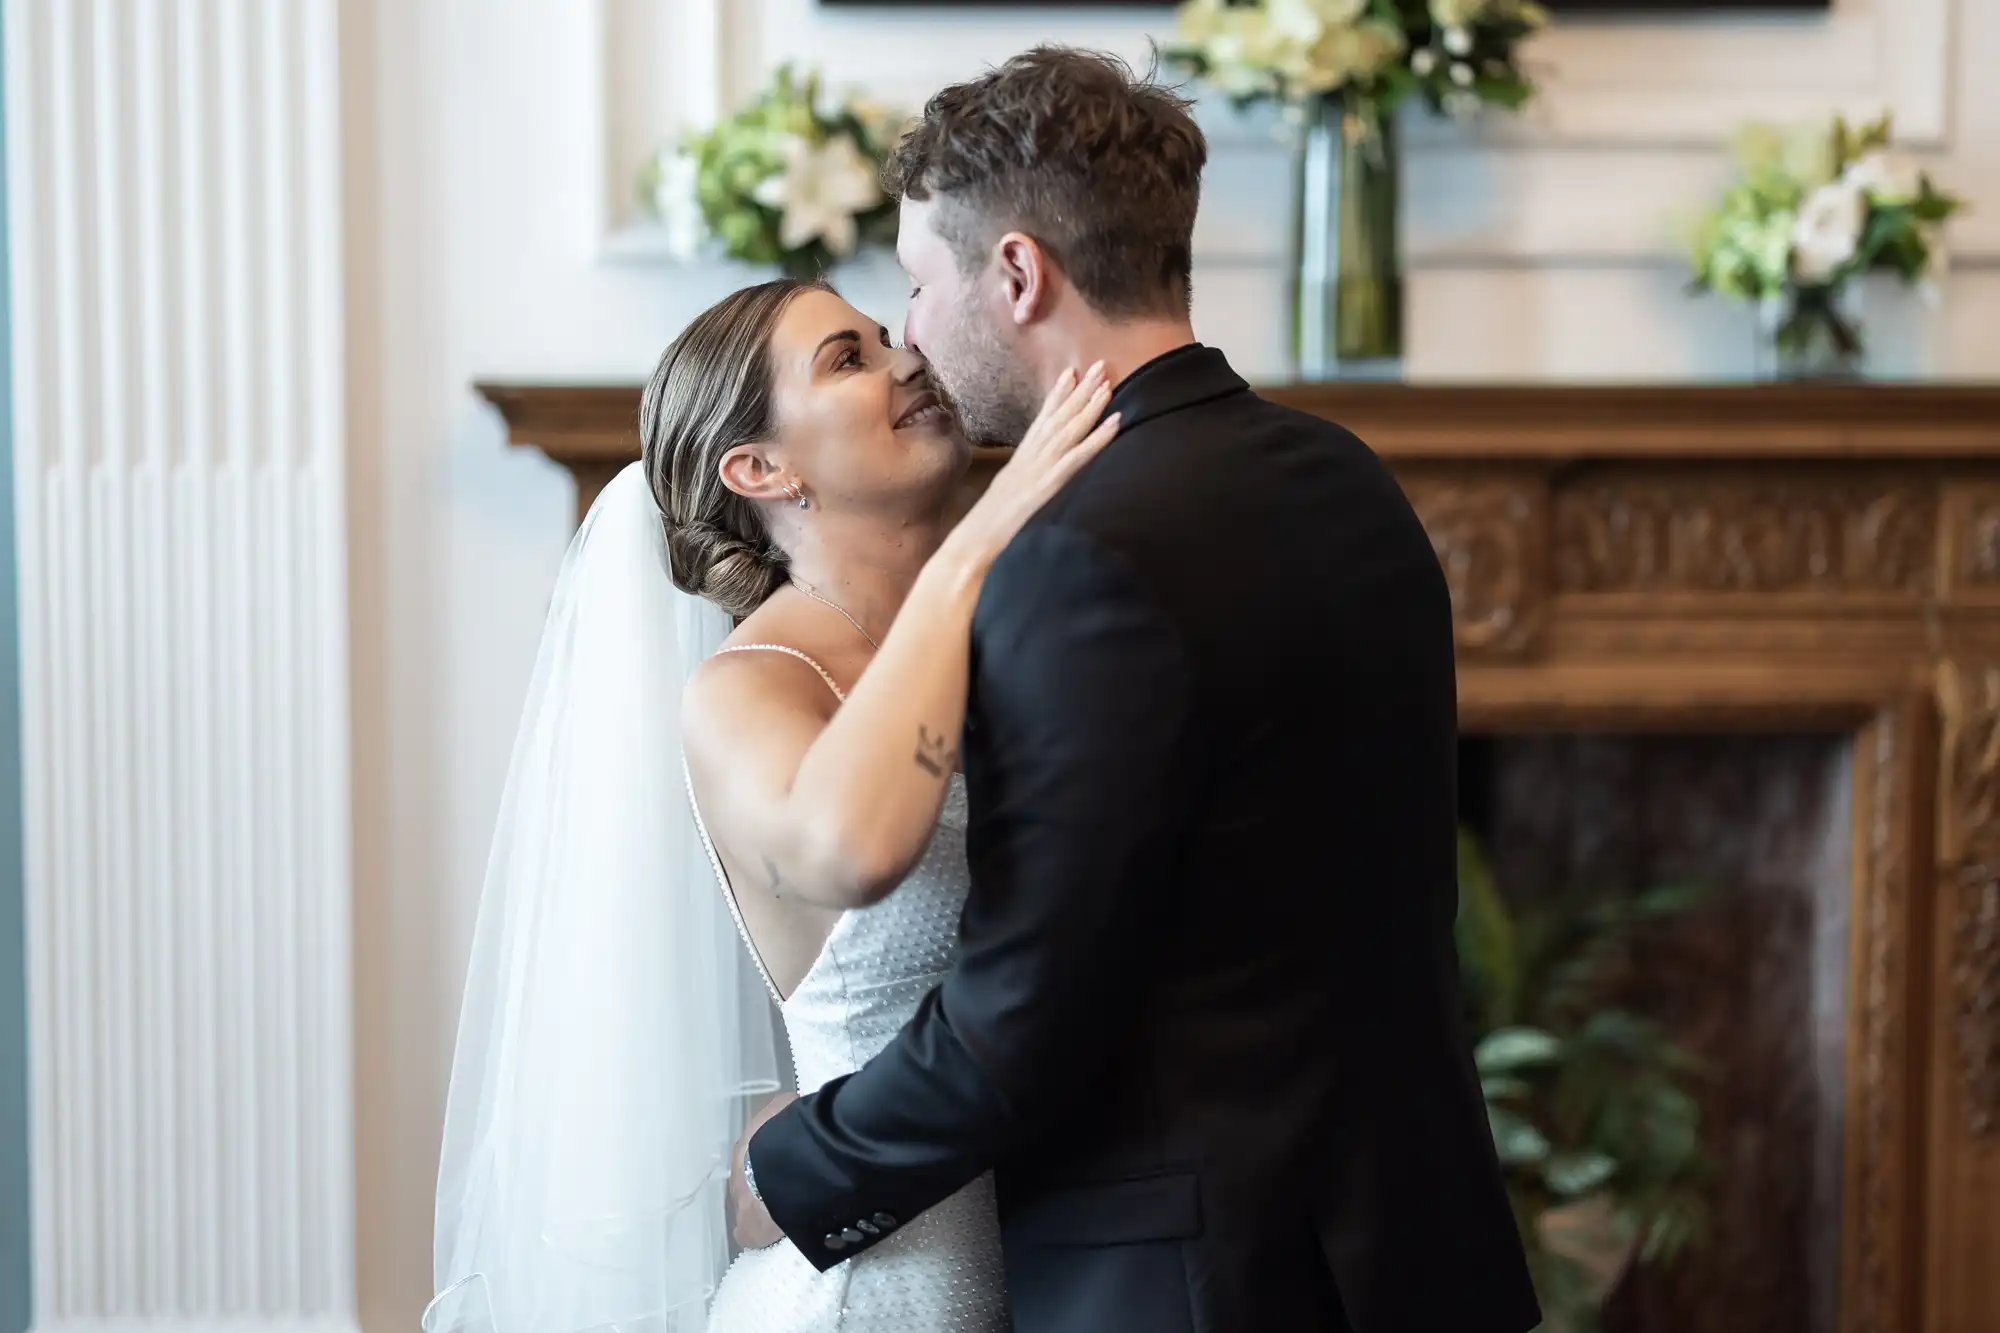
left=639, top=278, right=825, bottom=620
left=665, top=519, right=787, bottom=622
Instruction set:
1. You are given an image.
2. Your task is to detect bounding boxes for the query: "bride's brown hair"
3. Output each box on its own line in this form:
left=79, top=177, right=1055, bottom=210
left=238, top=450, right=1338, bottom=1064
left=640, top=278, right=829, bottom=619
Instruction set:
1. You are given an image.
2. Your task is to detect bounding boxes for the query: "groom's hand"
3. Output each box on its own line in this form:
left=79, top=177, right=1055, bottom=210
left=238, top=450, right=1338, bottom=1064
left=729, top=1091, right=797, bottom=1250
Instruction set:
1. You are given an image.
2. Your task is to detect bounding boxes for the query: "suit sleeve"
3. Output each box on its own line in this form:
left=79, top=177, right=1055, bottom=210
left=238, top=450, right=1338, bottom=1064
left=747, top=524, right=1204, bottom=1271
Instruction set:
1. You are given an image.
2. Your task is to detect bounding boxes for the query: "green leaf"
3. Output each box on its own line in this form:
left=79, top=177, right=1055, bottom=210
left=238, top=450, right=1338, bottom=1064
left=1476, top=1026, right=1565, bottom=1074
left=1644, top=1086, right=1702, bottom=1159
left=1473, top=75, right=1534, bottom=113
left=1854, top=205, right=1910, bottom=271
left=1574, top=1008, right=1661, bottom=1055
left=1623, top=879, right=1709, bottom=919
left=1911, top=183, right=1962, bottom=223
left=1456, top=830, right=1522, bottom=1031
left=1446, top=832, right=1720, bottom=1281
left=1544, top=1150, right=1619, bottom=1197
left=1487, top=1105, right=1553, bottom=1165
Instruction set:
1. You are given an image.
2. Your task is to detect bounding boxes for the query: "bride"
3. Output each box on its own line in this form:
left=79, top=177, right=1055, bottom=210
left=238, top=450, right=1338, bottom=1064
left=423, top=278, right=1118, bottom=1333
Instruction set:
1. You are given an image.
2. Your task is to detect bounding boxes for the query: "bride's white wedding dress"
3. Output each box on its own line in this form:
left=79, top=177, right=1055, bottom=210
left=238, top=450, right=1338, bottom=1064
left=424, top=465, right=1008, bottom=1333
left=693, top=646, right=1010, bottom=1333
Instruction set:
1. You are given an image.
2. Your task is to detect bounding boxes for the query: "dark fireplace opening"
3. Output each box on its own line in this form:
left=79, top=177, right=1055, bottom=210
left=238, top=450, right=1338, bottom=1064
left=1456, top=732, right=1852, bottom=1333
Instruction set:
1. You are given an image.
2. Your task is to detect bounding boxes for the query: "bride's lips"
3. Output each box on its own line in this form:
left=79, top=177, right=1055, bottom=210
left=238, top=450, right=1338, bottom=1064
left=893, top=389, right=950, bottom=431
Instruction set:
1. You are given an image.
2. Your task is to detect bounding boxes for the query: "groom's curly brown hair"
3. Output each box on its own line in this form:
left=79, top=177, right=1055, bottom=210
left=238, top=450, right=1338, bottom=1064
left=884, top=46, right=1207, bottom=320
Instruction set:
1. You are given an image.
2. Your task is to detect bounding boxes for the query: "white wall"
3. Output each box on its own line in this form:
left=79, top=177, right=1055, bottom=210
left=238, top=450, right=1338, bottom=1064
left=341, top=1, right=2000, bottom=1328
left=9, top=3, right=355, bottom=1329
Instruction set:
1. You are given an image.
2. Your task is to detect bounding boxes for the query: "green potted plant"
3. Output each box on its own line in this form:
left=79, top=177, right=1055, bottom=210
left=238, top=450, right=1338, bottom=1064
left=1164, top=0, right=1548, bottom=374
left=1456, top=830, right=1711, bottom=1333
left=640, top=66, right=906, bottom=279
left=1686, top=113, right=1964, bottom=380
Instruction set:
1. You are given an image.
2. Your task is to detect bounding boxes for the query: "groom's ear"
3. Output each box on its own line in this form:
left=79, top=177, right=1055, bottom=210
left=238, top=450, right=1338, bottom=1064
left=717, top=443, right=789, bottom=504
left=994, top=231, right=1053, bottom=327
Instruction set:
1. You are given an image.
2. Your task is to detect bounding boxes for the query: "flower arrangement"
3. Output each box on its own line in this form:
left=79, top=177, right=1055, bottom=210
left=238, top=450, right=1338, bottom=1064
left=1164, top=0, right=1547, bottom=122
left=1164, top=0, right=1548, bottom=369
left=640, top=66, right=906, bottom=278
left=1456, top=832, right=1711, bottom=1333
left=1688, top=113, right=1964, bottom=377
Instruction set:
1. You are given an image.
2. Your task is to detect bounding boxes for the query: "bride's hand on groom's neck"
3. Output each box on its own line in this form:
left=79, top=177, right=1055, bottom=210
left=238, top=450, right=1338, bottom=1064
left=936, top=364, right=1117, bottom=577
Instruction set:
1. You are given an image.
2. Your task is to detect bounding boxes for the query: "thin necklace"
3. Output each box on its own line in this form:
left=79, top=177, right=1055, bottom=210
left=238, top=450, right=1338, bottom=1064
left=791, top=578, right=880, bottom=650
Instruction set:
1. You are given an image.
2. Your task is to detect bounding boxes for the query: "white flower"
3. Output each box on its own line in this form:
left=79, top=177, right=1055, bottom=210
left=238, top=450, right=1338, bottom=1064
left=1294, top=19, right=1406, bottom=93
left=1198, top=5, right=1293, bottom=96
left=1270, top=0, right=1367, bottom=41
left=1450, top=61, right=1476, bottom=87
left=1174, top=0, right=1229, bottom=47
left=1791, top=180, right=1865, bottom=284
left=1444, top=26, right=1474, bottom=56
left=752, top=133, right=882, bottom=258
left=1412, top=47, right=1438, bottom=76
left=1209, top=60, right=1282, bottom=99
left=1842, top=148, right=1922, bottom=206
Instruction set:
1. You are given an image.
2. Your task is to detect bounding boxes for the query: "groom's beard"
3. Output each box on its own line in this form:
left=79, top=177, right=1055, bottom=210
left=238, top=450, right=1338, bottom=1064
left=930, top=304, right=1040, bottom=448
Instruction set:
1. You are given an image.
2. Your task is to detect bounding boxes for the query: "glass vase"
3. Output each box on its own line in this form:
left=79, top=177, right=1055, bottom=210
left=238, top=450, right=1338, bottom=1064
left=1755, top=284, right=1865, bottom=381
left=1292, top=98, right=1404, bottom=380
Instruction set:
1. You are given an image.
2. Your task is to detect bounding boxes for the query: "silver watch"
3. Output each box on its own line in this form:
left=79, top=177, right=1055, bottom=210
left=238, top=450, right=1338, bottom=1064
left=741, top=1147, right=764, bottom=1205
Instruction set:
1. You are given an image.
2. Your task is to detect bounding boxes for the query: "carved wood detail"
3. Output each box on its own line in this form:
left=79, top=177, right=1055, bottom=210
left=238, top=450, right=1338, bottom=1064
left=1401, top=475, right=1546, bottom=658
left=1936, top=659, right=2000, bottom=1138
left=1958, top=498, right=2000, bottom=588
left=1941, top=483, right=2000, bottom=603
left=1937, top=661, right=2000, bottom=863
left=1552, top=478, right=1936, bottom=596
left=1847, top=711, right=1913, bottom=1333
left=1952, top=861, right=2000, bottom=1138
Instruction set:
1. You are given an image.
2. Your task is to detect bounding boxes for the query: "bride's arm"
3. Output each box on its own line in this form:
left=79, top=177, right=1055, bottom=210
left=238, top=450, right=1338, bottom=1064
left=684, top=368, right=1116, bottom=912
left=682, top=546, right=986, bottom=911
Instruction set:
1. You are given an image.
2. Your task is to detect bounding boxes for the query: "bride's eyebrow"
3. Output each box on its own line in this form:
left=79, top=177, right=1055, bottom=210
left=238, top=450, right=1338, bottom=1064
left=810, top=330, right=863, bottom=368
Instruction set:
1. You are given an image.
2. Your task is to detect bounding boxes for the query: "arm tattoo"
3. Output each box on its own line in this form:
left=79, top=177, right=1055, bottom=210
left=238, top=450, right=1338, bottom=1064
left=913, top=724, right=959, bottom=778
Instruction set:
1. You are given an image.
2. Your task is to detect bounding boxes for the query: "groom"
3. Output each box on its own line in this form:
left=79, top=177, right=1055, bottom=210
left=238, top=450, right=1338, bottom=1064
left=731, top=47, right=1539, bottom=1333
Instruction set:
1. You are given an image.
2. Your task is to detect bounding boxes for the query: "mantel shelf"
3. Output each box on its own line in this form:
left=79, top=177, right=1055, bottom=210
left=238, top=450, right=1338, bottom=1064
left=477, top=381, right=2000, bottom=517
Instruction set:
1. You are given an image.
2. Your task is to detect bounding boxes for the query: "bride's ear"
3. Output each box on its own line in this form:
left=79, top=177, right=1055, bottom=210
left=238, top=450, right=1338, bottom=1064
left=718, top=443, right=792, bottom=505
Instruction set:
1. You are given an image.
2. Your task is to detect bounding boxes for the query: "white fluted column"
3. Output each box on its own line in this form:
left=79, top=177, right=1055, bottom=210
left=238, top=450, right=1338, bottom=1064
left=4, top=0, right=353, bottom=1328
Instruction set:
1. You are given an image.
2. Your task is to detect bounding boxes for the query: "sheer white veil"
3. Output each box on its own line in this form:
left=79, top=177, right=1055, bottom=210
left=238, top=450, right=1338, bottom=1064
left=423, top=461, right=785, bottom=1333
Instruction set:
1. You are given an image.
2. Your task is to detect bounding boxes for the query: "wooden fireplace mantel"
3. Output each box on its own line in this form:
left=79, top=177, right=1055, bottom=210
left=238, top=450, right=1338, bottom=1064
left=477, top=380, right=2000, bottom=514
left=476, top=378, right=2000, bottom=1333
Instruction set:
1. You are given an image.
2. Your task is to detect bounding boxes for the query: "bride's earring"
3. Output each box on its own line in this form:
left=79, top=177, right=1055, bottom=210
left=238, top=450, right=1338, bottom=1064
left=785, top=481, right=809, bottom=510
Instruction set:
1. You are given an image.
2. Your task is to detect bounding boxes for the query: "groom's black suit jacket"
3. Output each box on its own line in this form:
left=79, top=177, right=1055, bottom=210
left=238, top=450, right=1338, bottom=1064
left=750, top=345, right=1539, bottom=1333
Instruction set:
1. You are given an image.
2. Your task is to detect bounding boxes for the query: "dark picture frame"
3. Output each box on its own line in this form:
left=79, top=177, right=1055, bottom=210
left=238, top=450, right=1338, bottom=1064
left=815, top=1, right=1832, bottom=10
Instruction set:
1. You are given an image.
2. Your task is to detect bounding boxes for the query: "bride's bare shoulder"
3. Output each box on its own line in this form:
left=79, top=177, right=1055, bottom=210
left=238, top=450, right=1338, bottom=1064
left=682, top=613, right=853, bottom=770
